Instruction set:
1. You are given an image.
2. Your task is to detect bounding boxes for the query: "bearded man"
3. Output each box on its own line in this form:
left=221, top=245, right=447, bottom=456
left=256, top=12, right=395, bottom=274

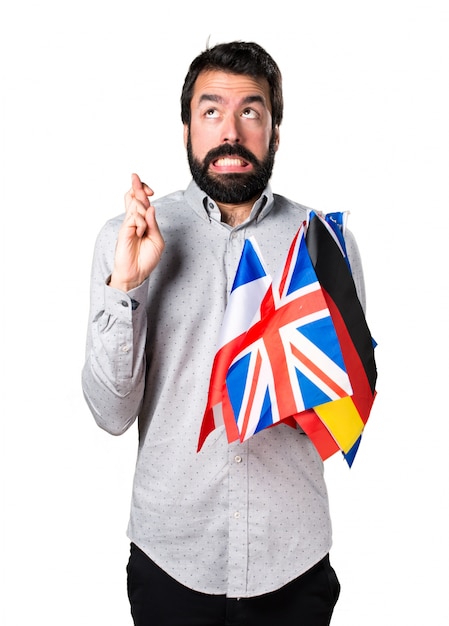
left=82, top=40, right=368, bottom=626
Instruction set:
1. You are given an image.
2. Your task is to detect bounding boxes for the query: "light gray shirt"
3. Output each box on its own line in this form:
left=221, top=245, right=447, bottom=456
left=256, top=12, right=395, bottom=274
left=82, top=180, right=366, bottom=598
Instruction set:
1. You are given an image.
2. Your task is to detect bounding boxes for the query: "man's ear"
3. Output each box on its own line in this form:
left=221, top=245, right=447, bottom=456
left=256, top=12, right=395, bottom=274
left=183, top=124, right=189, bottom=148
left=273, top=125, right=280, bottom=151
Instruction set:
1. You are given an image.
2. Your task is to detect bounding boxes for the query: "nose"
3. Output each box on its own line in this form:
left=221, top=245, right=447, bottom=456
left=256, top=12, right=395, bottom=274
left=221, top=114, right=241, bottom=143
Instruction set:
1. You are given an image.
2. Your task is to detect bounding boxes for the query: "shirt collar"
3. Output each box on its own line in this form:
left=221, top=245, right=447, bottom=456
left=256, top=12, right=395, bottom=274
left=185, top=179, right=274, bottom=227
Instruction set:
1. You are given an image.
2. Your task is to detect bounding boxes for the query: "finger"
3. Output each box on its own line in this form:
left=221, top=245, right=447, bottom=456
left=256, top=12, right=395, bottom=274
left=144, top=205, right=165, bottom=253
left=125, top=191, right=153, bottom=215
left=142, top=183, right=154, bottom=197
left=131, top=172, right=143, bottom=191
left=135, top=212, right=149, bottom=238
left=132, top=175, right=153, bottom=198
left=123, top=207, right=148, bottom=238
left=144, top=204, right=159, bottom=234
left=126, top=197, right=148, bottom=218
left=131, top=173, right=153, bottom=208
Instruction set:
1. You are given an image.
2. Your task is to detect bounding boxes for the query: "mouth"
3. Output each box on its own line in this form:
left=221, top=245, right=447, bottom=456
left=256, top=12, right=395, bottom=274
left=211, top=156, right=251, bottom=173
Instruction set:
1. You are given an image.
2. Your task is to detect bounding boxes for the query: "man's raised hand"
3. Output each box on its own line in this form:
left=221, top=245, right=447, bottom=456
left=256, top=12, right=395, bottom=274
left=109, top=173, right=165, bottom=292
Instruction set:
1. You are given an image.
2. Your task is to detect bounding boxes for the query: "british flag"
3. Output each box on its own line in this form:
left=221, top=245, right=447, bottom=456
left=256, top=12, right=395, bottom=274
left=225, top=224, right=353, bottom=442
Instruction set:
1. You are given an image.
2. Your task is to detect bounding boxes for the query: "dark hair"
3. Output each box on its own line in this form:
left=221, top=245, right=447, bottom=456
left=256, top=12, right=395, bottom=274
left=181, top=41, right=283, bottom=129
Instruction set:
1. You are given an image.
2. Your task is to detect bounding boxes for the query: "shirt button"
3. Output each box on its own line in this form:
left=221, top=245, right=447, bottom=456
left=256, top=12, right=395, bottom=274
left=121, top=345, right=130, bottom=353
left=234, top=455, right=242, bottom=463
left=121, top=300, right=129, bottom=307
left=234, top=511, right=240, bottom=519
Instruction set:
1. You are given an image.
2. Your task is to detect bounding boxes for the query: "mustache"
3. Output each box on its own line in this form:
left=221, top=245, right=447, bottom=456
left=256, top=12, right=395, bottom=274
left=202, top=143, right=259, bottom=170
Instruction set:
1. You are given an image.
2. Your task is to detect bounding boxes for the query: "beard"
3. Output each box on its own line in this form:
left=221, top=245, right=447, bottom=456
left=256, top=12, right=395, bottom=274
left=186, top=132, right=277, bottom=204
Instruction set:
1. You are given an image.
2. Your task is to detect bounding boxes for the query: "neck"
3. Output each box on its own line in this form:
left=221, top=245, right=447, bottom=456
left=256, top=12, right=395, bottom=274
left=216, top=198, right=256, bottom=227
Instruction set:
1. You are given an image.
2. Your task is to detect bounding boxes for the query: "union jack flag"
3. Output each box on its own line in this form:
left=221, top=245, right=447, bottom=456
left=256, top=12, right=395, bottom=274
left=226, top=223, right=353, bottom=442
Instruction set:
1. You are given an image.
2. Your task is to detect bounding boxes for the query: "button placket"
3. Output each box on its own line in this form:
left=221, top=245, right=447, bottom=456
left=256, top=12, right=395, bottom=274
left=227, top=441, right=249, bottom=594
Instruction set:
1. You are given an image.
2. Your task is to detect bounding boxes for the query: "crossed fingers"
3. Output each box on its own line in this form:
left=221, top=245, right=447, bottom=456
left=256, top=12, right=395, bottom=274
left=124, top=173, right=154, bottom=236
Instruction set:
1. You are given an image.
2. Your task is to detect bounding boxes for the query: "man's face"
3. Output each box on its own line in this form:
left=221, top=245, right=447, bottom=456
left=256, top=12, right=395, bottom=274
left=184, top=70, right=279, bottom=204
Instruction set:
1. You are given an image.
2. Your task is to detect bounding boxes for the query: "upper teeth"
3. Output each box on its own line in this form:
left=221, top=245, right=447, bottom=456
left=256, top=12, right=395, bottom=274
left=216, top=157, right=244, bottom=166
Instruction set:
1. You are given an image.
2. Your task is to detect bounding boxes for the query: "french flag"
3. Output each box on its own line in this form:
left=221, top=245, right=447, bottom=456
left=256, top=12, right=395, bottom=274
left=197, top=238, right=271, bottom=451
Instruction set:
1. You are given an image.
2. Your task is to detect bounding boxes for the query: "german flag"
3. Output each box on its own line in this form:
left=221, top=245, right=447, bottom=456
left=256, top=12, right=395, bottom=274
left=294, top=211, right=377, bottom=466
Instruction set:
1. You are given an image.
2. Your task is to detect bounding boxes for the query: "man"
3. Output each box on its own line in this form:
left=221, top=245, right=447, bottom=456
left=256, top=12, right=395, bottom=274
left=82, top=41, right=367, bottom=625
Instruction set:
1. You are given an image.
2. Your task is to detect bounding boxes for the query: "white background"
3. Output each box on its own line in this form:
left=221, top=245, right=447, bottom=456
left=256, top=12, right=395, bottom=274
left=1, top=1, right=448, bottom=624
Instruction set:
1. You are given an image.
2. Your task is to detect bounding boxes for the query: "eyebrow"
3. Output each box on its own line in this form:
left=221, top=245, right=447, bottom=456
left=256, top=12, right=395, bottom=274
left=198, top=94, right=267, bottom=107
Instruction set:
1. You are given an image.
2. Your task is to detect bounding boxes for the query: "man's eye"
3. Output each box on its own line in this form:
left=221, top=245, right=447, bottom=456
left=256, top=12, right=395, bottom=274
left=242, top=108, right=257, bottom=119
left=206, top=108, right=218, bottom=117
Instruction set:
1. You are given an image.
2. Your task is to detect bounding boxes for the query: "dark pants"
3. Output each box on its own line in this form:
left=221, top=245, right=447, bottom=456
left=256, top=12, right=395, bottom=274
left=127, top=543, right=340, bottom=626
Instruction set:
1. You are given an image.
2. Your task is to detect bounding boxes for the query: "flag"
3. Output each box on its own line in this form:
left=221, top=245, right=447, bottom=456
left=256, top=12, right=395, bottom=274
left=197, top=238, right=271, bottom=451
left=225, top=223, right=353, bottom=443
left=297, top=211, right=377, bottom=465
left=198, top=213, right=377, bottom=467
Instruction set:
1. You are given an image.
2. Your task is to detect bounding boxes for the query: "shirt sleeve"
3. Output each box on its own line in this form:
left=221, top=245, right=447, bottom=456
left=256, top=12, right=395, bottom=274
left=81, top=219, right=148, bottom=435
left=344, top=228, right=367, bottom=313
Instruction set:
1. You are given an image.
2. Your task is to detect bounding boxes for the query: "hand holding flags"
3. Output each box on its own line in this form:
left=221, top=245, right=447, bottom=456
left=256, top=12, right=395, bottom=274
left=198, top=212, right=377, bottom=466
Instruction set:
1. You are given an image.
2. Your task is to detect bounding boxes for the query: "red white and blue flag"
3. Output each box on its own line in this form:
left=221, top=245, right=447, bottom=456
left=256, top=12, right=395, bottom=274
left=225, top=223, right=353, bottom=442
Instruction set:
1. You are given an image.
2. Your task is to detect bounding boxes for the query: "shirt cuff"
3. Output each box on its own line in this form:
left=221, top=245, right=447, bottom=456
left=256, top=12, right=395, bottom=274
left=103, top=277, right=149, bottom=319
